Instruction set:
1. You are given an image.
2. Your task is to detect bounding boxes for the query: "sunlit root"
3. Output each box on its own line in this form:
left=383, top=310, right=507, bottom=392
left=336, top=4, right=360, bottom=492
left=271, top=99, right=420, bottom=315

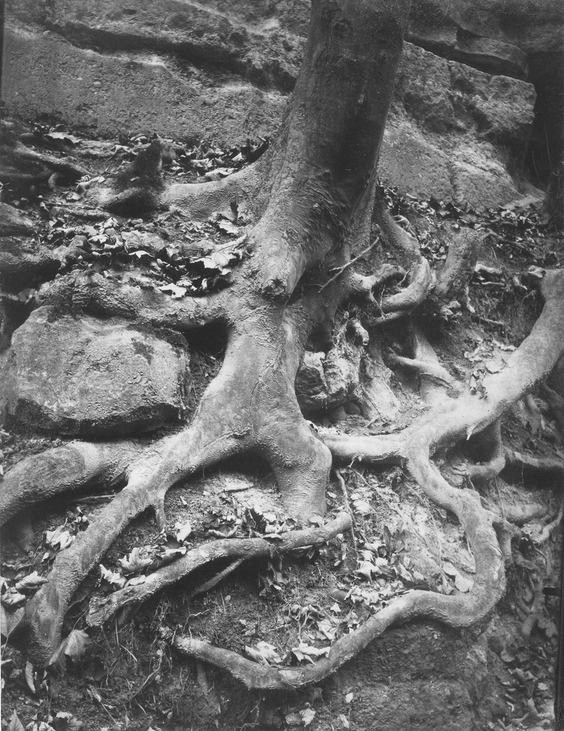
left=166, top=580, right=496, bottom=690
left=505, top=448, right=564, bottom=477
left=20, top=414, right=242, bottom=665
left=433, top=229, right=480, bottom=302
left=0, top=441, right=143, bottom=526
left=39, top=271, right=226, bottom=330
left=87, top=513, right=351, bottom=628
left=173, top=270, right=564, bottom=690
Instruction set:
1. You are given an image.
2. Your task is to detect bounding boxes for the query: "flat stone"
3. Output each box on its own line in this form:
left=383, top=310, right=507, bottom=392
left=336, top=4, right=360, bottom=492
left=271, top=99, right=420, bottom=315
left=0, top=307, right=191, bottom=436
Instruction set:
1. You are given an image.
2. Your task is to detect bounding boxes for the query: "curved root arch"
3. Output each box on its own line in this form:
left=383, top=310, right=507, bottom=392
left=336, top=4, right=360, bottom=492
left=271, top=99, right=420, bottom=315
left=1, top=0, right=563, bottom=696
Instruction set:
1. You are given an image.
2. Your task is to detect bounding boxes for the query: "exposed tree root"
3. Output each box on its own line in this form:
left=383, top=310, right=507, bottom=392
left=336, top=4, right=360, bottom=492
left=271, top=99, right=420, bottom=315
left=505, top=447, right=564, bottom=477
left=165, top=270, right=564, bottom=690
left=0, top=140, right=88, bottom=188
left=0, top=441, right=144, bottom=526
left=466, top=421, right=506, bottom=483
left=434, top=228, right=479, bottom=302
left=39, top=270, right=226, bottom=331
left=3, top=0, right=563, bottom=704
left=86, top=513, right=351, bottom=628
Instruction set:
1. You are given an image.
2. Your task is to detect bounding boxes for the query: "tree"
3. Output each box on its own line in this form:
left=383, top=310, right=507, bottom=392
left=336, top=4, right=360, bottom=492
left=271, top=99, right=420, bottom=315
left=1, top=0, right=563, bottom=695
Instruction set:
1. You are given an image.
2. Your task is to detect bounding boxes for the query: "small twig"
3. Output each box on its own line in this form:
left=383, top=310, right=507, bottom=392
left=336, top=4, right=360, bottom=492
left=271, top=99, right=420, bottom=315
left=188, top=558, right=245, bottom=599
left=318, top=242, right=377, bottom=292
left=470, top=313, right=505, bottom=329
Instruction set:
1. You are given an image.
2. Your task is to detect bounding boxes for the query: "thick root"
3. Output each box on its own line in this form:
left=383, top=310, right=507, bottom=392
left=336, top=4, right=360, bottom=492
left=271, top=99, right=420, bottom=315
left=0, top=441, right=143, bottom=526
left=39, top=271, right=226, bottom=330
left=169, top=270, right=564, bottom=689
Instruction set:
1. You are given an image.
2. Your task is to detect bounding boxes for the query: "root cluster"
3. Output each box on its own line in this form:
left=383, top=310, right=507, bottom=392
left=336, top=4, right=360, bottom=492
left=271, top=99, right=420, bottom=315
left=1, top=0, right=563, bottom=697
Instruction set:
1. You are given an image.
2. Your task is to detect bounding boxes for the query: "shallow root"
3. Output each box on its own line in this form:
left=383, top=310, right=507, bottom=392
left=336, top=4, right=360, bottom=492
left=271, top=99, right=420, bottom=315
left=165, top=269, right=564, bottom=689
left=87, top=513, right=351, bottom=628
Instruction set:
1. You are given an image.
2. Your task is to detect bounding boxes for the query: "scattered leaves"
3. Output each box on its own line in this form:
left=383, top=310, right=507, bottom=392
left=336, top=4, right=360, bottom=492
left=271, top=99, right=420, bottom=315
left=49, top=629, right=91, bottom=666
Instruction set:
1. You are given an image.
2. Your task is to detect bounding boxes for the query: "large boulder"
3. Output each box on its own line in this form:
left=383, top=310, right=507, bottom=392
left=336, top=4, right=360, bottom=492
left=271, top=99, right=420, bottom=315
left=0, top=307, right=190, bottom=436
left=407, top=0, right=564, bottom=190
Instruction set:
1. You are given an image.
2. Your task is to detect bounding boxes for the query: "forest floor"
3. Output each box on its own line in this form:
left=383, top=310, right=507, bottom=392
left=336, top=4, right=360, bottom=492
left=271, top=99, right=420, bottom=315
left=1, top=123, right=563, bottom=731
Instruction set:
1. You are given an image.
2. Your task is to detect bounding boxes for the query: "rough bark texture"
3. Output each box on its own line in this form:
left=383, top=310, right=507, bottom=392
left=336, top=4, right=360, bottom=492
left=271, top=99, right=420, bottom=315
left=1, top=0, right=562, bottom=711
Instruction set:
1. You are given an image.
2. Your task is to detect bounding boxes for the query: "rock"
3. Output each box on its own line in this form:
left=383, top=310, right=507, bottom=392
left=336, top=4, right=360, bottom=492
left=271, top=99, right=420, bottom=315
left=392, top=43, right=459, bottom=134
left=0, top=202, right=35, bottom=237
left=407, top=0, right=564, bottom=188
left=451, top=148, right=520, bottom=208
left=379, top=121, right=453, bottom=202
left=4, top=2, right=539, bottom=210
left=0, top=307, right=190, bottom=436
left=3, top=25, right=286, bottom=145
left=296, top=346, right=361, bottom=415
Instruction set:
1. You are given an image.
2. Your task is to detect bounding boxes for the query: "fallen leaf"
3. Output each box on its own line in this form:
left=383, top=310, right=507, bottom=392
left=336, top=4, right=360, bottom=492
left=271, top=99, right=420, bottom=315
left=174, top=520, right=192, bottom=543
left=45, top=525, right=74, bottom=551
left=0, top=604, right=24, bottom=639
left=345, top=692, right=354, bottom=704
left=353, top=499, right=371, bottom=516
left=6, top=710, right=25, bottom=731
left=356, top=561, right=376, bottom=580
left=1, top=589, right=26, bottom=608
left=99, top=564, right=126, bottom=589
left=454, top=573, right=473, bottom=593
left=291, top=642, right=330, bottom=663
left=125, top=575, right=147, bottom=587
left=118, top=546, right=153, bottom=574
left=442, top=561, right=458, bottom=577
left=15, top=571, right=48, bottom=592
left=217, top=220, right=239, bottom=236
left=244, top=641, right=282, bottom=665
left=49, top=629, right=91, bottom=666
left=159, top=283, right=187, bottom=299
left=300, top=708, right=316, bottom=727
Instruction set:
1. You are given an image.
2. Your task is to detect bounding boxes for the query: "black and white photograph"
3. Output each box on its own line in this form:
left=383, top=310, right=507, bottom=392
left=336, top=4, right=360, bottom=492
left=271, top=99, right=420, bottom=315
left=0, top=1, right=562, bottom=729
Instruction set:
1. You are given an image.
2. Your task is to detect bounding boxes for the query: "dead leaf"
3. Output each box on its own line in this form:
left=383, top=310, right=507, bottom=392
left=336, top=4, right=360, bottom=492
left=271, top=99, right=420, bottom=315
left=15, top=571, right=48, bottom=592
left=6, top=710, right=25, bottom=731
left=159, top=283, right=187, bottom=299
left=291, top=642, right=330, bottom=663
left=49, top=629, right=91, bottom=666
left=1, top=588, right=26, bottom=608
left=125, top=575, right=147, bottom=587
left=45, top=525, right=74, bottom=551
left=217, top=220, right=239, bottom=236
left=352, top=499, right=371, bottom=516
left=118, top=546, right=153, bottom=574
left=174, top=520, right=192, bottom=543
left=300, top=708, right=316, bottom=727
left=0, top=604, right=24, bottom=639
left=454, top=573, right=473, bottom=593
left=244, top=641, right=282, bottom=665
left=99, top=564, right=126, bottom=589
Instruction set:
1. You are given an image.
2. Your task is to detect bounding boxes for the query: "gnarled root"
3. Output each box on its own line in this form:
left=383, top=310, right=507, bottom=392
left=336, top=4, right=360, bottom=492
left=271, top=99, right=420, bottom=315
left=372, top=196, right=433, bottom=322
left=87, top=513, right=351, bottom=628
left=0, top=441, right=144, bottom=526
left=166, top=270, right=564, bottom=689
